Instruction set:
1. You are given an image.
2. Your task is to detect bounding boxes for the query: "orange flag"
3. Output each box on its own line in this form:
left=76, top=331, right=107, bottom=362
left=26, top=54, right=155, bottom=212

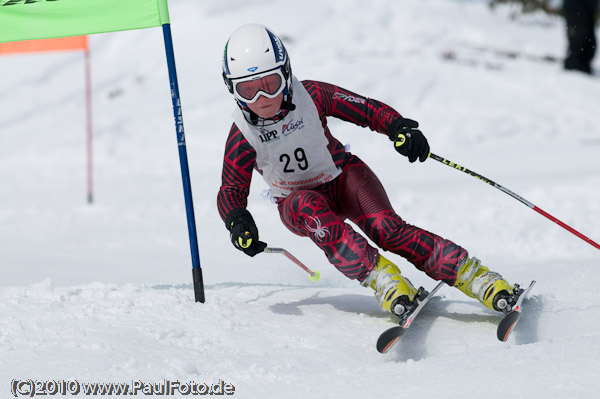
left=0, top=36, right=87, bottom=55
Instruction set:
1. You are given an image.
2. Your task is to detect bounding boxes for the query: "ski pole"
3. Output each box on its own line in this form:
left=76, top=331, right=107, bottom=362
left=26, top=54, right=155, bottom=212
left=264, top=247, right=321, bottom=281
left=429, top=152, right=600, bottom=250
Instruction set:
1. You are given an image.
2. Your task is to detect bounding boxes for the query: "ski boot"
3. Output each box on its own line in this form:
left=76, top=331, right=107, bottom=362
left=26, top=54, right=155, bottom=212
left=361, top=254, right=418, bottom=317
left=453, top=256, right=518, bottom=313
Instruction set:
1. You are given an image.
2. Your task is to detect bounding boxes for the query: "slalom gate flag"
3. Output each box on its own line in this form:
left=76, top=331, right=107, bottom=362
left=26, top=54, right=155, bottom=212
left=0, top=36, right=87, bottom=55
left=0, top=0, right=170, bottom=44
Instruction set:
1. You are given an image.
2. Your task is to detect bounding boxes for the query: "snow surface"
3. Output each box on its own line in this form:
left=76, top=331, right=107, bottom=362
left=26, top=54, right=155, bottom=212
left=1, top=0, right=599, bottom=397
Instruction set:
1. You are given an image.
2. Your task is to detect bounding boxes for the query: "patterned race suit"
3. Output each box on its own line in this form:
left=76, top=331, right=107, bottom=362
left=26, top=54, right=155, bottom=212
left=217, top=80, right=466, bottom=285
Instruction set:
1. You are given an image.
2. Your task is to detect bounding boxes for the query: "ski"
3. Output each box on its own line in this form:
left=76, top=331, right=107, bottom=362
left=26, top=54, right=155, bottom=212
left=497, top=280, right=536, bottom=342
left=376, top=281, right=445, bottom=354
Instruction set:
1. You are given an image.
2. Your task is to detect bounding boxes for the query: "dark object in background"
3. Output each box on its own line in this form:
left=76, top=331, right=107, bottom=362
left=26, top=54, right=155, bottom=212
left=563, top=0, right=599, bottom=74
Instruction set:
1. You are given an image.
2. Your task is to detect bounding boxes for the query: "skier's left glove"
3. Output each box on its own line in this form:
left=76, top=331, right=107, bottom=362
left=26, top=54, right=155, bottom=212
left=389, top=118, right=430, bottom=163
left=226, top=208, right=267, bottom=257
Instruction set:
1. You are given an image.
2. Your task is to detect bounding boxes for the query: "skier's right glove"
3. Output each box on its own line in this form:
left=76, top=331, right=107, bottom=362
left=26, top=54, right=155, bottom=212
left=226, top=208, right=267, bottom=257
left=389, top=118, right=430, bottom=163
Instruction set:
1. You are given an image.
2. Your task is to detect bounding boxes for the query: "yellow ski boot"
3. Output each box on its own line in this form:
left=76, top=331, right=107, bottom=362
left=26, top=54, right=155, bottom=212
left=454, top=256, right=515, bottom=312
left=362, top=254, right=418, bottom=316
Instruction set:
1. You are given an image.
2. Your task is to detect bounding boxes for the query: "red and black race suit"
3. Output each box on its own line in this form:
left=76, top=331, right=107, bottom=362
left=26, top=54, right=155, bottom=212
left=217, top=80, right=466, bottom=284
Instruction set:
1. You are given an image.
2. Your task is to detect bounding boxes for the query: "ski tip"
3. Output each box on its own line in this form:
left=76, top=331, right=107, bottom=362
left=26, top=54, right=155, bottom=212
left=376, top=326, right=406, bottom=353
left=497, top=311, right=521, bottom=342
left=377, top=336, right=401, bottom=354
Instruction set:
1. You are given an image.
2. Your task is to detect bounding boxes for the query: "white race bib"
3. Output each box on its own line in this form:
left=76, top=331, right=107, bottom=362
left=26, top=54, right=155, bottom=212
left=233, top=77, right=341, bottom=197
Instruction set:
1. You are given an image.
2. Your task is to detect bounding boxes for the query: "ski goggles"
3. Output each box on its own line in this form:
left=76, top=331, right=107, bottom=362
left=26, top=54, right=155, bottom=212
left=232, top=69, right=286, bottom=104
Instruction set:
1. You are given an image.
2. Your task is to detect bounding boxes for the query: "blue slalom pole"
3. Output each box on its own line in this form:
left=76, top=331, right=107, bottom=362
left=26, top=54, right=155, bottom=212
left=162, top=23, right=205, bottom=303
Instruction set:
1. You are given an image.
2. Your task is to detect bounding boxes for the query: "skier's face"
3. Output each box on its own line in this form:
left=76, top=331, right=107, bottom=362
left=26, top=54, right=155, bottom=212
left=246, top=92, right=284, bottom=119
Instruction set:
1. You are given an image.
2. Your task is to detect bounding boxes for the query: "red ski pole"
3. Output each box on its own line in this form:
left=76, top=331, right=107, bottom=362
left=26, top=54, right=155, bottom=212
left=264, top=247, right=321, bottom=281
left=429, top=152, right=600, bottom=250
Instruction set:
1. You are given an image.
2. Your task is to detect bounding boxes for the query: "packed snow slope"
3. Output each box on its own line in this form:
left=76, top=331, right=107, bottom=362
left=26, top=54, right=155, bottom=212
left=1, top=0, right=599, bottom=398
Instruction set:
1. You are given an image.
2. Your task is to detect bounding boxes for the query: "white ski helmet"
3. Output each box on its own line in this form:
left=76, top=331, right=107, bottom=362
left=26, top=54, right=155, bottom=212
left=222, top=24, right=293, bottom=112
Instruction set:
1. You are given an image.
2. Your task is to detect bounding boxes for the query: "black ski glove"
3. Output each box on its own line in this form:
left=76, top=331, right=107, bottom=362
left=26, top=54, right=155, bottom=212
left=389, top=118, right=430, bottom=163
left=226, top=208, right=267, bottom=257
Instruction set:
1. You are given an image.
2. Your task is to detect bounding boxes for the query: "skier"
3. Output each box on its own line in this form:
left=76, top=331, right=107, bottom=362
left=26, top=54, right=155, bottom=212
left=217, top=23, right=520, bottom=317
